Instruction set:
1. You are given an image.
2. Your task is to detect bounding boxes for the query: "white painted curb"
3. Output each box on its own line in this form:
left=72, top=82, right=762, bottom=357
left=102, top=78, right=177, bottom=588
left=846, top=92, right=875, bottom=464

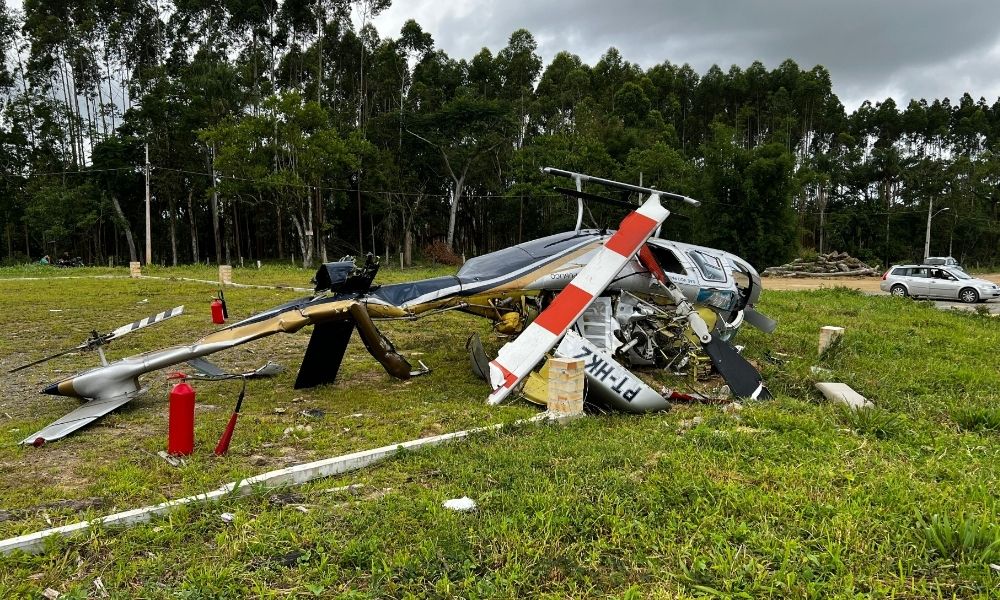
left=0, top=418, right=542, bottom=555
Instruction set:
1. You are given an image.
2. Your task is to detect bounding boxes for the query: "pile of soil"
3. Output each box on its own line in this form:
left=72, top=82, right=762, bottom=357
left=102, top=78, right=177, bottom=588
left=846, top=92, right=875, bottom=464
left=763, top=252, right=879, bottom=278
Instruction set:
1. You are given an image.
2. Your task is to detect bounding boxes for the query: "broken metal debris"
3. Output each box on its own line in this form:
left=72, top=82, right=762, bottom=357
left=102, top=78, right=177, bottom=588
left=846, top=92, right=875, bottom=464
left=156, top=451, right=185, bottom=467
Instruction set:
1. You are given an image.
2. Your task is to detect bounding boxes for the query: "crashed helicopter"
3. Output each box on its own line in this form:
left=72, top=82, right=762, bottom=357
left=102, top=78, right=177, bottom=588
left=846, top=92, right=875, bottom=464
left=15, top=167, right=776, bottom=445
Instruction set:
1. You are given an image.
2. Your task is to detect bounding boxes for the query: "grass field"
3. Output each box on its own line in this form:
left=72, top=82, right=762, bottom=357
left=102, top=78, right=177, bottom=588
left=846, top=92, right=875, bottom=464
left=0, top=264, right=998, bottom=598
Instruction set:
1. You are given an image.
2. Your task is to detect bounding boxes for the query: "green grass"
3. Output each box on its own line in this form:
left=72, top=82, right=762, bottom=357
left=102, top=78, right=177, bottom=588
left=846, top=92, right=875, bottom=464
left=0, top=269, right=999, bottom=597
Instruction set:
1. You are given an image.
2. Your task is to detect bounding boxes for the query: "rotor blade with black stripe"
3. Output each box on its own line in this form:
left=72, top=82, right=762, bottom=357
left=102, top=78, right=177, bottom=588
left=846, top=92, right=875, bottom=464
left=105, top=305, right=185, bottom=342
left=553, top=186, right=636, bottom=209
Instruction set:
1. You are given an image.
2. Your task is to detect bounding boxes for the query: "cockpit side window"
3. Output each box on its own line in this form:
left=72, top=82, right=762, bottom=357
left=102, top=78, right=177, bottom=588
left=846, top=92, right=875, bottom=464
left=649, top=246, right=688, bottom=276
left=688, top=251, right=727, bottom=282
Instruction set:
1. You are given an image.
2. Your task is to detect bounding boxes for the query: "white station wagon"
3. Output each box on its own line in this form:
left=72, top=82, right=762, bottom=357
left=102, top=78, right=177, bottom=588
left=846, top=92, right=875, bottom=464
left=880, top=265, right=1000, bottom=303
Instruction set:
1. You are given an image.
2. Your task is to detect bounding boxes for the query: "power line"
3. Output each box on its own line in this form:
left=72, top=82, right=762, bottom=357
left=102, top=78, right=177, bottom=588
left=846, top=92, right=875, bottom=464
left=4, top=164, right=999, bottom=221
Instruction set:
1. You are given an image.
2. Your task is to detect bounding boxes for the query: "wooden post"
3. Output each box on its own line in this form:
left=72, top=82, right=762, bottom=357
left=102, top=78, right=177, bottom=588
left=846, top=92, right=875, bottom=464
left=546, top=357, right=584, bottom=418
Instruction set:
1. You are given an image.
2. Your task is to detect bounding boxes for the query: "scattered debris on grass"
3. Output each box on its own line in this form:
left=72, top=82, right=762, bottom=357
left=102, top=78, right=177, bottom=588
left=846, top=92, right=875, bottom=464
left=322, top=483, right=365, bottom=495
left=722, top=402, right=743, bottom=415
left=155, top=450, right=185, bottom=468
left=92, top=577, right=109, bottom=598
left=283, top=425, right=312, bottom=438
left=219, top=512, right=235, bottom=524
left=443, top=497, right=476, bottom=512
left=677, top=416, right=704, bottom=434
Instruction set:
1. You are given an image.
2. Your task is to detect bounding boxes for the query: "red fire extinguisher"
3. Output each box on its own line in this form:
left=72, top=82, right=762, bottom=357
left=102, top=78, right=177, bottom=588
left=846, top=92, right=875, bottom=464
left=211, top=297, right=225, bottom=324
left=167, top=373, right=196, bottom=456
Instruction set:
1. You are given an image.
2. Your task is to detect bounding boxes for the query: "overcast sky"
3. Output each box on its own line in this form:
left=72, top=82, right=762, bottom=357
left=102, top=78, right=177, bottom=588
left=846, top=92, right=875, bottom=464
left=370, top=0, right=1000, bottom=112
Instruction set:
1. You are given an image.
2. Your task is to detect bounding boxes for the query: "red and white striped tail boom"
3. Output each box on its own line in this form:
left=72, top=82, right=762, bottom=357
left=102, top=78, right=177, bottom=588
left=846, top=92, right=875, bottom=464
left=487, top=195, right=670, bottom=405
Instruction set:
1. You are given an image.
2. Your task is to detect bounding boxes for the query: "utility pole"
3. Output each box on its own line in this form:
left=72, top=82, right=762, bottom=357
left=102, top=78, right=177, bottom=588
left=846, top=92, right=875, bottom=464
left=357, top=169, right=364, bottom=254
left=924, top=197, right=950, bottom=261
left=145, top=143, right=152, bottom=265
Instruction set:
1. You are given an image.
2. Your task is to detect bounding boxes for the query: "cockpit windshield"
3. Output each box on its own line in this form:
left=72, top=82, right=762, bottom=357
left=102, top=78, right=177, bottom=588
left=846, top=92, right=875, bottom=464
left=688, top=250, right=727, bottom=282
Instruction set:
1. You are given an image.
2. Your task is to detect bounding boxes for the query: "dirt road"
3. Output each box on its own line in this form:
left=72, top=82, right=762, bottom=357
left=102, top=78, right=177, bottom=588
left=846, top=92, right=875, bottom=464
left=762, top=273, right=1000, bottom=314
left=762, top=273, right=1000, bottom=292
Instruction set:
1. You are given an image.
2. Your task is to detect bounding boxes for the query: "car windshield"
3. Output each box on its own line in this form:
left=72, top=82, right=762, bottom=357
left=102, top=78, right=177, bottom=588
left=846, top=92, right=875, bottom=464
left=948, top=269, right=972, bottom=280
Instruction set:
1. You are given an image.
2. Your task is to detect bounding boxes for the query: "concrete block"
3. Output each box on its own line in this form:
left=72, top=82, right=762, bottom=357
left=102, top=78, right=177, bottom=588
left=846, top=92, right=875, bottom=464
left=129, top=262, right=142, bottom=278
left=818, top=326, right=844, bottom=355
left=815, top=382, right=873, bottom=410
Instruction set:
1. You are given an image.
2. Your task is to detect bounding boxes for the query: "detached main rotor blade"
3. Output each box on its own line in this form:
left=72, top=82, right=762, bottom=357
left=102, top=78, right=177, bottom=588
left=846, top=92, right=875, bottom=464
left=487, top=194, right=669, bottom=405
left=105, top=305, right=184, bottom=342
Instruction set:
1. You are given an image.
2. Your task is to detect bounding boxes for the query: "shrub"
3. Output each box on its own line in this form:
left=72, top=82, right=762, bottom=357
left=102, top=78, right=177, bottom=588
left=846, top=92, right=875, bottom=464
left=423, top=240, right=462, bottom=266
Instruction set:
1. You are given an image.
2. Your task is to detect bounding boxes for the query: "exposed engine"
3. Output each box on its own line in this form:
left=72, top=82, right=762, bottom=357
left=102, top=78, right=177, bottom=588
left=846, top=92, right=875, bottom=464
left=573, top=293, right=706, bottom=376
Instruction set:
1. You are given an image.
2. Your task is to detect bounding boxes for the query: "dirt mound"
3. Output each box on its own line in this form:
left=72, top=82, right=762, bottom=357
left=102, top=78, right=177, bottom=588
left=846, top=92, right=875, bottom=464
left=764, top=252, right=879, bottom=278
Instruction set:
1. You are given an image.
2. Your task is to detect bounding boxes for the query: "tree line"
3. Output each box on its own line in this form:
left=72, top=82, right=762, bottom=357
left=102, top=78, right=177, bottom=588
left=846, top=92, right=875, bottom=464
left=2, top=0, right=999, bottom=271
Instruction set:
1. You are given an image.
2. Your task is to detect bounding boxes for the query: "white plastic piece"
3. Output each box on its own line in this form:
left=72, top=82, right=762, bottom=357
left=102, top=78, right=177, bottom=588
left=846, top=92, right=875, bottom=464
left=815, top=382, right=873, bottom=410
left=442, top=497, right=477, bottom=512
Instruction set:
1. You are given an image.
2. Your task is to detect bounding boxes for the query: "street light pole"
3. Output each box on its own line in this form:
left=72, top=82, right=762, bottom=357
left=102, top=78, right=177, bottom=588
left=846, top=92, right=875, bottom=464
left=923, top=197, right=949, bottom=260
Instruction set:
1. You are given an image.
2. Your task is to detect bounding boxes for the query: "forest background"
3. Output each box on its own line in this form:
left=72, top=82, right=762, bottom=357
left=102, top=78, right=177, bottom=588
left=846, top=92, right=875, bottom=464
left=1, top=0, right=999, bottom=271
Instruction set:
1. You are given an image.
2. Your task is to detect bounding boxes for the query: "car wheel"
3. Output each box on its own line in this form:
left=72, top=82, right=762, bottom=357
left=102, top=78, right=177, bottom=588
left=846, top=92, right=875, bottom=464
left=890, top=284, right=908, bottom=297
left=959, top=287, right=979, bottom=304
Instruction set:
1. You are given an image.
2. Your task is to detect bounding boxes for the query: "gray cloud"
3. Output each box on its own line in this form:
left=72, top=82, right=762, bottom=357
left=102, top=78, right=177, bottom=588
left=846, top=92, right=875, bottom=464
left=372, top=0, right=1000, bottom=110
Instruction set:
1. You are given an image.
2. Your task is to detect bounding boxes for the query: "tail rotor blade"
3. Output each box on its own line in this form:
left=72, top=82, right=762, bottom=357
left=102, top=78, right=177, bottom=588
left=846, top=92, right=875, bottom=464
left=106, top=305, right=184, bottom=342
left=10, top=306, right=184, bottom=373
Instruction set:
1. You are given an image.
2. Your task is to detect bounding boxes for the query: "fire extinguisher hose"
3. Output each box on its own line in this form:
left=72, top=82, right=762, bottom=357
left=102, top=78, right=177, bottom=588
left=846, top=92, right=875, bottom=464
left=214, top=376, right=247, bottom=456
